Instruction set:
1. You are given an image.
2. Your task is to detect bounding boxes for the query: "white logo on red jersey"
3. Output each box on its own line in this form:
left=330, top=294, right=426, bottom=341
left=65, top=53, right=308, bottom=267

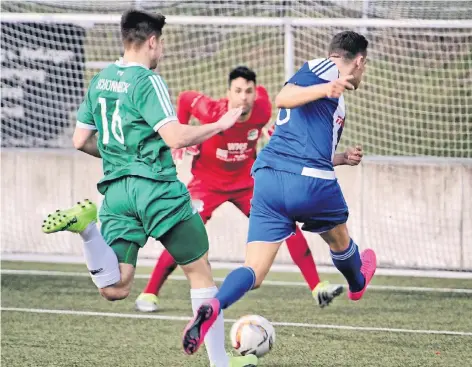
left=216, top=148, right=228, bottom=159
left=247, top=129, right=259, bottom=141
left=227, top=142, right=248, bottom=152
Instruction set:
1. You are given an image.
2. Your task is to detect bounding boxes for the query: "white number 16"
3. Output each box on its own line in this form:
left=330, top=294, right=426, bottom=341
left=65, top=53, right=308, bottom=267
left=98, top=97, right=125, bottom=145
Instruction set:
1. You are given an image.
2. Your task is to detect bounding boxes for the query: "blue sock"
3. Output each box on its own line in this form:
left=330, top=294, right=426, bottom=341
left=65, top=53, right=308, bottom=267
left=215, top=266, right=256, bottom=310
left=330, top=239, right=365, bottom=292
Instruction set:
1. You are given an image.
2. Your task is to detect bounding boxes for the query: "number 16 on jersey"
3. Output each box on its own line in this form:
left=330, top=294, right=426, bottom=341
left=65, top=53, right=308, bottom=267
left=98, top=97, right=125, bottom=145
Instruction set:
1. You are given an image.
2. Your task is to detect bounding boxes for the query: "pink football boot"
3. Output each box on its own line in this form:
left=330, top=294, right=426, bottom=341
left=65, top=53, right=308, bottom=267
left=348, top=249, right=377, bottom=301
left=182, top=298, right=220, bottom=355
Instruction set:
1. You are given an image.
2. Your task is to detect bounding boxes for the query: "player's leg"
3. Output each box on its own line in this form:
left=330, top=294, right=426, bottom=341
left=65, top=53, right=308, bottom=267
left=159, top=214, right=228, bottom=366
left=183, top=245, right=283, bottom=358
left=232, top=186, right=304, bottom=289
left=42, top=179, right=146, bottom=301
left=94, top=178, right=150, bottom=300
left=135, top=249, right=177, bottom=311
left=285, top=227, right=344, bottom=307
left=320, top=223, right=376, bottom=301
left=299, top=178, right=377, bottom=301
left=285, top=227, right=320, bottom=289
left=287, top=227, right=323, bottom=290
left=42, top=200, right=124, bottom=296
left=100, top=241, right=137, bottom=301
left=231, top=185, right=341, bottom=307
left=141, top=179, right=256, bottom=367
left=136, top=180, right=228, bottom=312
left=183, top=167, right=293, bottom=356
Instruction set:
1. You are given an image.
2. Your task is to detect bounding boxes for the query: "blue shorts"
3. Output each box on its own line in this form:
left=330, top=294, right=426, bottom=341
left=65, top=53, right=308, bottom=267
left=247, top=167, right=349, bottom=243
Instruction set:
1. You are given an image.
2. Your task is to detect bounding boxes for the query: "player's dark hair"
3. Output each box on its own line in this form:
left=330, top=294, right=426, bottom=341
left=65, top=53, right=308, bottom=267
left=228, top=66, right=257, bottom=86
left=121, top=9, right=166, bottom=48
left=328, top=31, right=368, bottom=60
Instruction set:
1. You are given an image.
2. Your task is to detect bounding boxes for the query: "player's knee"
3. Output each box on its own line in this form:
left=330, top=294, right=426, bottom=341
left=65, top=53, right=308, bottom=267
left=244, top=242, right=281, bottom=290
left=244, top=263, right=267, bottom=289
left=99, top=285, right=131, bottom=301
left=181, top=254, right=215, bottom=289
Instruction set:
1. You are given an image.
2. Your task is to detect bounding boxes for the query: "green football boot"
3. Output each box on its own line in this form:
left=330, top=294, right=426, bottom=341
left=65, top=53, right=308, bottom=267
left=209, top=352, right=258, bottom=367
left=228, top=353, right=258, bottom=367
left=42, top=199, right=97, bottom=234
left=135, top=293, right=159, bottom=312
left=312, top=281, right=344, bottom=308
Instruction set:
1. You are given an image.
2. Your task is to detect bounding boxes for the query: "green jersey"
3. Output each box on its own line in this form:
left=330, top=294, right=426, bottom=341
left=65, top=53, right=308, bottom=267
left=76, top=60, right=178, bottom=194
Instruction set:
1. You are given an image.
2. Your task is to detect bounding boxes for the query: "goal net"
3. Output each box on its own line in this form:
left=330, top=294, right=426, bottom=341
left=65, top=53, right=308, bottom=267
left=1, top=0, right=471, bottom=271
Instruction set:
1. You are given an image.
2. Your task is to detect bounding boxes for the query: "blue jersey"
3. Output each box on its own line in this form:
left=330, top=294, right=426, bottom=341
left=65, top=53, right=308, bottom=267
left=254, top=58, right=346, bottom=175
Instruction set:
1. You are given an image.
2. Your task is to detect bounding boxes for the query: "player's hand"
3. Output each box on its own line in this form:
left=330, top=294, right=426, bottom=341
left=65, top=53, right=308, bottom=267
left=215, top=107, right=243, bottom=131
left=326, top=75, right=355, bottom=98
left=171, top=145, right=200, bottom=164
left=171, top=148, right=185, bottom=164
left=343, top=145, right=363, bottom=166
left=186, top=145, right=200, bottom=156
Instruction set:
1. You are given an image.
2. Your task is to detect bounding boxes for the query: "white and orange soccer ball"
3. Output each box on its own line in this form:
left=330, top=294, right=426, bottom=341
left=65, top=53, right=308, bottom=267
left=230, top=315, right=275, bottom=358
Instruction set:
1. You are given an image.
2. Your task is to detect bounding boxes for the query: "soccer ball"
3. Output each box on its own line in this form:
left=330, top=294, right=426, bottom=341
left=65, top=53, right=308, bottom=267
left=230, top=315, right=275, bottom=357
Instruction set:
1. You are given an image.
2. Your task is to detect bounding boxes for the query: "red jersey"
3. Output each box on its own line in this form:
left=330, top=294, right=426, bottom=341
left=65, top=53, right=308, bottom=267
left=177, top=86, right=272, bottom=191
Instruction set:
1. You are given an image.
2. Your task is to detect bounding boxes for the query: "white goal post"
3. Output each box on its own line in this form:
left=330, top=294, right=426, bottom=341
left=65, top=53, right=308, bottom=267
left=1, top=12, right=471, bottom=272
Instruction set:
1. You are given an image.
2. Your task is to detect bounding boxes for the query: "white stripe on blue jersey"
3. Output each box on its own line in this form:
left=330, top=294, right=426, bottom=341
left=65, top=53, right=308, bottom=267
left=308, top=58, right=339, bottom=81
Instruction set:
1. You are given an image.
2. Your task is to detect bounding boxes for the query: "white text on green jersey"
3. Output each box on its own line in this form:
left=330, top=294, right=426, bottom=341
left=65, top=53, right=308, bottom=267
left=96, top=79, right=130, bottom=93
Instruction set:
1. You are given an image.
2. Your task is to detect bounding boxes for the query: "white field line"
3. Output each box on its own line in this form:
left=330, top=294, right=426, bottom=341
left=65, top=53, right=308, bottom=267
left=3, top=253, right=472, bottom=279
left=2, top=307, right=472, bottom=337
left=2, top=269, right=472, bottom=294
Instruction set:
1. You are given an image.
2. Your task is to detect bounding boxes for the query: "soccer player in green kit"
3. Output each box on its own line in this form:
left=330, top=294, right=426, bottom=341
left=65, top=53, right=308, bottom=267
left=42, top=9, right=257, bottom=367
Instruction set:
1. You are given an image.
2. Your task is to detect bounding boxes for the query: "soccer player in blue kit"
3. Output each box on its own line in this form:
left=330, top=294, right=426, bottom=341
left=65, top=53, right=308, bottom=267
left=182, top=31, right=377, bottom=355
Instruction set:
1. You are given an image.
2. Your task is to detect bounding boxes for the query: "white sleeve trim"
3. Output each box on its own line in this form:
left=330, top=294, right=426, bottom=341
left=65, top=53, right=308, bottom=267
left=76, top=121, right=97, bottom=130
left=154, top=116, right=178, bottom=131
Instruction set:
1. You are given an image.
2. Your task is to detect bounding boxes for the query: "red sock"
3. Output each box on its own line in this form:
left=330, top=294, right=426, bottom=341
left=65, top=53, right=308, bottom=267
left=143, top=249, right=178, bottom=295
left=286, top=227, right=320, bottom=291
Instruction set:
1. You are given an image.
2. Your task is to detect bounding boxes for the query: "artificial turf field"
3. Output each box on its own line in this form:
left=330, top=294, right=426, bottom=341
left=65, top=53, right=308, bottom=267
left=2, top=260, right=472, bottom=367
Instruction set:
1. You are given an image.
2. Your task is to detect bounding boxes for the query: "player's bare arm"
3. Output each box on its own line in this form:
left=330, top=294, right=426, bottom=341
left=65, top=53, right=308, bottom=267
left=170, top=91, right=217, bottom=161
left=159, top=107, right=242, bottom=148
left=275, top=74, right=355, bottom=109
left=72, top=128, right=101, bottom=158
left=333, top=145, right=363, bottom=166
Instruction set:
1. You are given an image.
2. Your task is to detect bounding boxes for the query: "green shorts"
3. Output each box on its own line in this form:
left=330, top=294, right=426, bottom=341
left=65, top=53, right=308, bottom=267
left=99, top=176, right=209, bottom=266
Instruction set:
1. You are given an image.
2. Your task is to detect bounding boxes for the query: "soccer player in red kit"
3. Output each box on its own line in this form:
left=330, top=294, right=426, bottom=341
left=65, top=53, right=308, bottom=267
left=135, top=66, right=343, bottom=312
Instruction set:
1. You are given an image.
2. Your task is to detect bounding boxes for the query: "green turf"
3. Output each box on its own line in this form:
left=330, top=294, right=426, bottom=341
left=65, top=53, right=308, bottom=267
left=2, top=312, right=466, bottom=367
left=2, top=261, right=472, bottom=366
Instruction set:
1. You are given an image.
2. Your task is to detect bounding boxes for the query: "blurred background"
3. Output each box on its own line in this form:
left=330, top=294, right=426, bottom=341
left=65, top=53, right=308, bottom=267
left=1, top=0, right=471, bottom=271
